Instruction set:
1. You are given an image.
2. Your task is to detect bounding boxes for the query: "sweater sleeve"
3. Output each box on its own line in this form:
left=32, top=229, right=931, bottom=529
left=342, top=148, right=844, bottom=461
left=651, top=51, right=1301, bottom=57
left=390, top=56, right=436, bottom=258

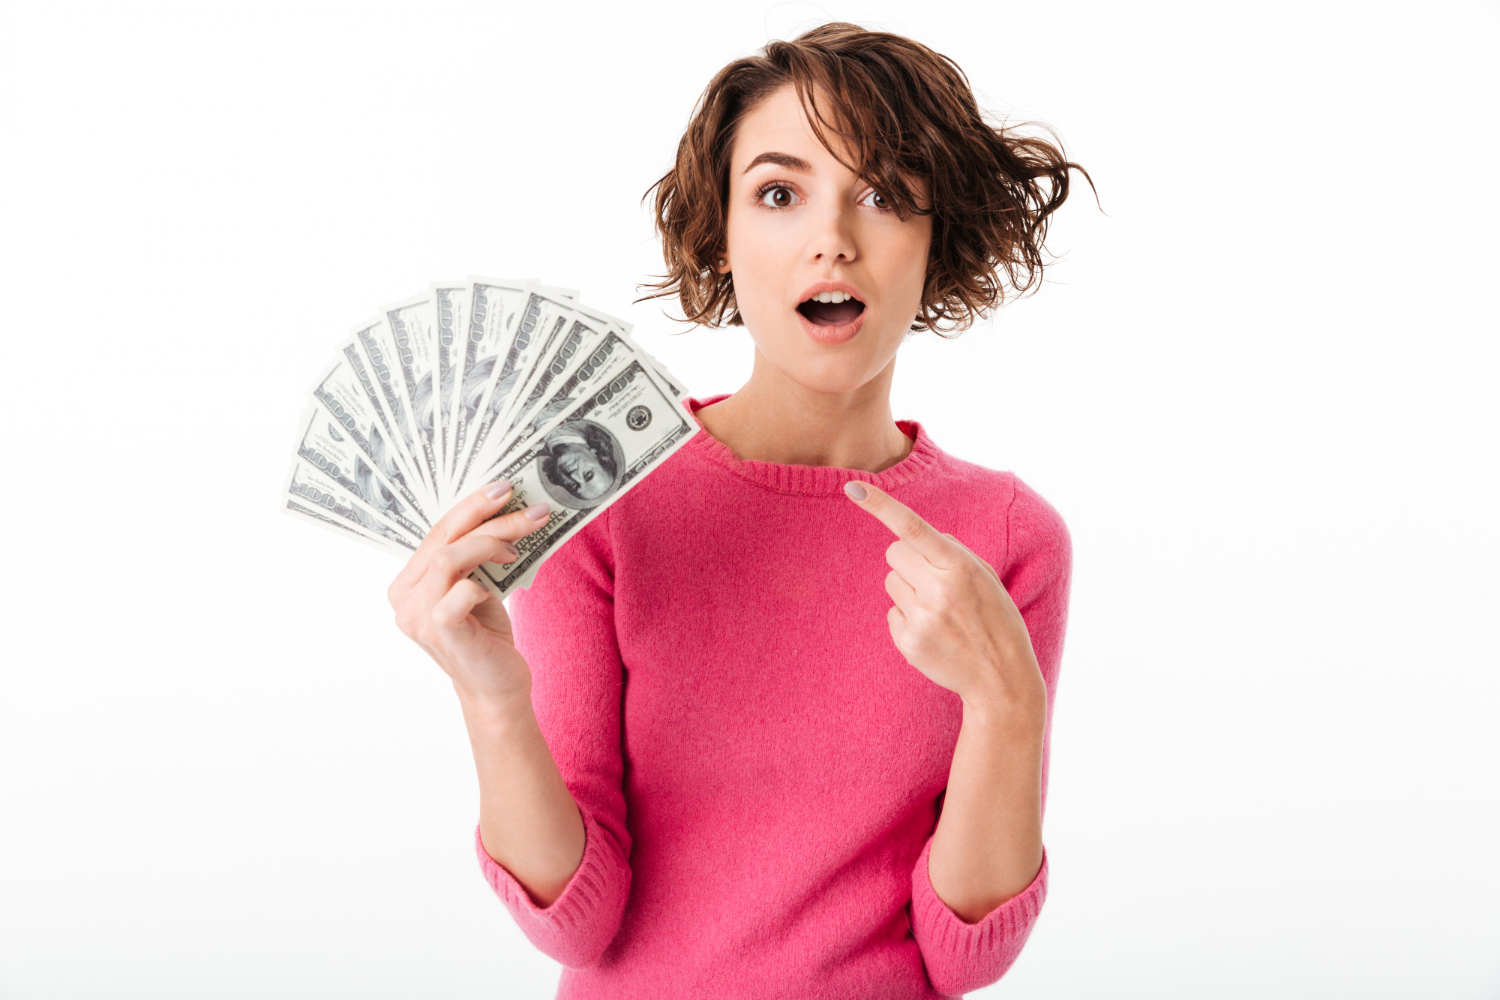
left=910, top=474, right=1073, bottom=996
left=473, top=507, right=633, bottom=969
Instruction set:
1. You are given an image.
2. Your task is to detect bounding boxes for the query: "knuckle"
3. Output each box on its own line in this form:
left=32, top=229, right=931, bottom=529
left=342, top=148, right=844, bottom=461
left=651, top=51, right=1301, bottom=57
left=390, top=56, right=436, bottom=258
left=509, top=509, right=548, bottom=536
left=887, top=540, right=917, bottom=569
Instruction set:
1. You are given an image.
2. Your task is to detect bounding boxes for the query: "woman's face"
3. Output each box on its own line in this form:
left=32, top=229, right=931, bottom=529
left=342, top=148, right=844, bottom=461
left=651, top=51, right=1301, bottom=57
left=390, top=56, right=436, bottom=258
left=719, top=84, right=932, bottom=395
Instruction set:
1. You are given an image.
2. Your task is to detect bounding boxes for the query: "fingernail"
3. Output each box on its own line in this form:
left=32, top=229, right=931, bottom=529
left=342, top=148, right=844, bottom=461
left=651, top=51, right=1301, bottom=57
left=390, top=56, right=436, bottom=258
left=501, top=541, right=519, bottom=558
left=523, top=503, right=551, bottom=521
left=844, top=481, right=868, bottom=501
left=485, top=480, right=513, bottom=500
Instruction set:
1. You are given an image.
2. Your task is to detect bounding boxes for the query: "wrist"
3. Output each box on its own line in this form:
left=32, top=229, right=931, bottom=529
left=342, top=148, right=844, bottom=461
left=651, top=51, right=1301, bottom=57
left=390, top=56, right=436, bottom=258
left=454, top=682, right=535, bottom=730
left=960, top=680, right=1046, bottom=739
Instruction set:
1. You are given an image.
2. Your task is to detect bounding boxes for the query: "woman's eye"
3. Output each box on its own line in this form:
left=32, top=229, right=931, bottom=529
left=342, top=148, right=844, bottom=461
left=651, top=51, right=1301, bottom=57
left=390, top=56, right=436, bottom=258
left=758, top=185, right=798, bottom=209
left=860, top=189, right=890, bottom=210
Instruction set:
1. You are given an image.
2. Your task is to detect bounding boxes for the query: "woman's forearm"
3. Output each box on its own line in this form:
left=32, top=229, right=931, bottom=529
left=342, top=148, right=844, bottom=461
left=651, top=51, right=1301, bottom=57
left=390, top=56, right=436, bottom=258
left=459, top=685, right=586, bottom=909
left=926, top=696, right=1046, bottom=923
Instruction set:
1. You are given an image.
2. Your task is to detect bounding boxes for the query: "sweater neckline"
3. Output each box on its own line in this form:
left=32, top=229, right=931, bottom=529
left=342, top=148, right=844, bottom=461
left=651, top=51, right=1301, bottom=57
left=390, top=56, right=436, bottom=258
left=681, top=394, right=942, bottom=496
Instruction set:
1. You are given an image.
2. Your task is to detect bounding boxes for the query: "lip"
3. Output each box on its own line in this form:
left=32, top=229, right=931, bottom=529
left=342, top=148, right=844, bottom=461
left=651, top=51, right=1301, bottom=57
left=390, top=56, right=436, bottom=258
left=796, top=280, right=867, bottom=307
left=798, top=304, right=865, bottom=344
left=795, top=280, right=868, bottom=345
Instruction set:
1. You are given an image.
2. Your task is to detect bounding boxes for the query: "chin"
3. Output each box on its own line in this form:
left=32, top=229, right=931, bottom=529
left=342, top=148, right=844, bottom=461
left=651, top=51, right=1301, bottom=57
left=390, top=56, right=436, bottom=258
left=769, top=343, right=885, bottom=395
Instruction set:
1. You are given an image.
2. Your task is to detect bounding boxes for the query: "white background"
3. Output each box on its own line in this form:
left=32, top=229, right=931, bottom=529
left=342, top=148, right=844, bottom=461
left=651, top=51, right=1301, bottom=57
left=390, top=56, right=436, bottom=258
left=2, top=1, right=1496, bottom=997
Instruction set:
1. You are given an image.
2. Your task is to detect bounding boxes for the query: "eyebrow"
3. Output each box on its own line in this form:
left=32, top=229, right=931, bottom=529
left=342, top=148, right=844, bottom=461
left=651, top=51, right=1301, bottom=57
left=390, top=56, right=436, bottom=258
left=742, top=152, right=813, bottom=174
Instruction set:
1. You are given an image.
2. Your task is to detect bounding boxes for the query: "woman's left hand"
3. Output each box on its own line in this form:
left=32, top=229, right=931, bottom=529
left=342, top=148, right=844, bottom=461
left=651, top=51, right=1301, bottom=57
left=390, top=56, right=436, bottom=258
left=844, top=480, right=1047, bottom=726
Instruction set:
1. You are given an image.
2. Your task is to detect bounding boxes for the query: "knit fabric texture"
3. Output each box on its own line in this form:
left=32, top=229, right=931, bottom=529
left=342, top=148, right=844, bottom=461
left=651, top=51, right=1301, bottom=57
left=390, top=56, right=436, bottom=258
left=475, top=394, right=1073, bottom=999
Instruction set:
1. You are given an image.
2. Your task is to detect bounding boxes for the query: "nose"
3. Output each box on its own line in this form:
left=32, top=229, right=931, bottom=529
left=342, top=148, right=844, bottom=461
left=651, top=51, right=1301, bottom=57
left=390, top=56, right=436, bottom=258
left=809, top=200, right=857, bottom=265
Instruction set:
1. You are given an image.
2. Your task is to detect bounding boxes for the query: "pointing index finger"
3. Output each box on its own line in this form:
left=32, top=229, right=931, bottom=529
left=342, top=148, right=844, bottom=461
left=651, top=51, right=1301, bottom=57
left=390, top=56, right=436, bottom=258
left=842, top=480, right=956, bottom=567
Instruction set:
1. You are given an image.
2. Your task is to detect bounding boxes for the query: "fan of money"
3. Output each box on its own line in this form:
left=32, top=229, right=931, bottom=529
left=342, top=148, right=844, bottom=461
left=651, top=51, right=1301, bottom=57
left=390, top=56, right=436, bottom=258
left=283, top=278, right=697, bottom=599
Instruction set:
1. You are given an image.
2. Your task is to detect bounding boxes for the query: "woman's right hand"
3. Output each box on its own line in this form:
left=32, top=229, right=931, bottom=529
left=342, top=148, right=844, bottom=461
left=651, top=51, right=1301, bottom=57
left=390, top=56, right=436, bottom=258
left=387, top=480, right=553, bottom=706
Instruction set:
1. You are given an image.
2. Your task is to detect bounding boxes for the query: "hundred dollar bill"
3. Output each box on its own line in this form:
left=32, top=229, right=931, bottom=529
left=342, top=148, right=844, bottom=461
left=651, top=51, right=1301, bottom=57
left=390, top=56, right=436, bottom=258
left=475, top=326, right=638, bottom=486
left=284, top=456, right=422, bottom=554
left=486, top=284, right=595, bottom=443
left=457, top=287, right=584, bottom=490
left=449, top=278, right=536, bottom=489
left=544, top=298, right=685, bottom=401
left=292, top=404, right=430, bottom=539
left=490, top=330, right=696, bottom=489
left=284, top=498, right=412, bottom=558
left=552, top=298, right=683, bottom=400
left=456, top=279, right=578, bottom=457
left=309, top=346, right=431, bottom=520
left=431, top=279, right=468, bottom=489
left=491, top=311, right=600, bottom=443
left=352, top=315, right=434, bottom=508
left=492, top=315, right=612, bottom=452
left=470, top=357, right=699, bottom=598
left=380, top=290, right=443, bottom=507
left=547, top=303, right=687, bottom=403
left=569, top=300, right=631, bottom=336
left=629, top=340, right=685, bottom=399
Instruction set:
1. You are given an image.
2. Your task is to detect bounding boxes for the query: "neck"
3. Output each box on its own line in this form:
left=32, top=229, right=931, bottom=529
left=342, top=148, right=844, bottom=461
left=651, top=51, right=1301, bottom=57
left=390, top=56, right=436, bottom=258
left=695, top=347, right=914, bottom=473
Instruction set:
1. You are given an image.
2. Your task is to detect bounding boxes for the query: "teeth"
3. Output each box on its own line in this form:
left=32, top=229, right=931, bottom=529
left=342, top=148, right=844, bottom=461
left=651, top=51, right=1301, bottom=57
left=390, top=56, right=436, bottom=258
left=811, top=291, right=850, bottom=304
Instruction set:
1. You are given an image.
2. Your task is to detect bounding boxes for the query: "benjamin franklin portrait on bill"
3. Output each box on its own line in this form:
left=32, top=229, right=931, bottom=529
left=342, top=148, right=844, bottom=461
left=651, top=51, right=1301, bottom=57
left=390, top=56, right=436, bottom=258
left=534, top=419, right=624, bottom=509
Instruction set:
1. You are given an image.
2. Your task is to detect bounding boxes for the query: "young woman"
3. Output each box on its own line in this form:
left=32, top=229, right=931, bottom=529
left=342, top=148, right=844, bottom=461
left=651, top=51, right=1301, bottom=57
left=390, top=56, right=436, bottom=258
left=387, top=22, right=1091, bottom=999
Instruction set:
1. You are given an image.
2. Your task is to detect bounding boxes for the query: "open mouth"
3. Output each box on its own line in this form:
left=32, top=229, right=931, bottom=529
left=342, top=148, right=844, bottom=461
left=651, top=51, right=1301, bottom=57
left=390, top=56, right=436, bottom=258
left=797, top=291, right=866, bottom=327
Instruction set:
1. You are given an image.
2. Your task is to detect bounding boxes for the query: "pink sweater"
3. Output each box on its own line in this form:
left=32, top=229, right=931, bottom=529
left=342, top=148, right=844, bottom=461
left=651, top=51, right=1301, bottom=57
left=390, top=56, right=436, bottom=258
left=476, top=395, right=1073, bottom=998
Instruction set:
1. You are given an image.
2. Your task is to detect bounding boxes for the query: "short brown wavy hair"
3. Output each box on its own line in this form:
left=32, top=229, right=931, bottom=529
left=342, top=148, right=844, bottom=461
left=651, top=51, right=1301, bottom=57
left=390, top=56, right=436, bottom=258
left=637, top=22, right=1097, bottom=336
